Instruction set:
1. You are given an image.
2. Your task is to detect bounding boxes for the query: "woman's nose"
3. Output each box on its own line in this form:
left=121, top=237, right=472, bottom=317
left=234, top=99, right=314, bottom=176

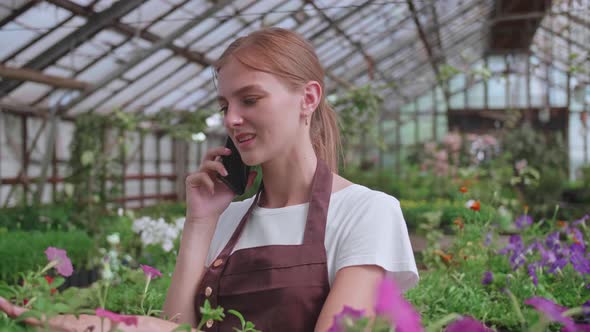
left=224, top=106, right=244, bottom=128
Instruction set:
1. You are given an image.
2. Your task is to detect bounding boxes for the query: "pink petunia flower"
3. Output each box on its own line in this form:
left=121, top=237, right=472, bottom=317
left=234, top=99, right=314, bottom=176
left=525, top=297, right=576, bottom=332
left=44, top=247, right=73, bottom=277
left=96, top=308, right=138, bottom=326
left=375, top=277, right=424, bottom=332
left=445, top=316, right=493, bottom=332
left=327, top=306, right=365, bottom=332
left=140, top=264, right=162, bottom=279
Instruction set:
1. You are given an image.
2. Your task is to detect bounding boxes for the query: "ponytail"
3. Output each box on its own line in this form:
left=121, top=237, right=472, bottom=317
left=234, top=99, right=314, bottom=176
left=311, top=99, right=341, bottom=173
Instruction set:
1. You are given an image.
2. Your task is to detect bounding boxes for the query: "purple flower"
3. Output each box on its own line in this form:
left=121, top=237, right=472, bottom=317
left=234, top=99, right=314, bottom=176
left=546, top=232, right=561, bottom=250
left=528, top=263, right=539, bottom=286
left=327, top=306, right=365, bottom=332
left=44, top=247, right=73, bottom=277
left=515, top=215, right=533, bottom=229
left=481, top=271, right=493, bottom=286
left=525, top=297, right=576, bottom=332
left=96, top=308, right=138, bottom=326
left=569, top=228, right=585, bottom=248
left=140, top=264, right=162, bottom=279
left=573, top=214, right=589, bottom=226
left=548, top=258, right=570, bottom=274
left=445, top=316, right=493, bottom=332
left=539, top=246, right=557, bottom=267
left=484, top=232, right=492, bottom=247
left=570, top=246, right=590, bottom=275
left=375, top=277, right=424, bottom=332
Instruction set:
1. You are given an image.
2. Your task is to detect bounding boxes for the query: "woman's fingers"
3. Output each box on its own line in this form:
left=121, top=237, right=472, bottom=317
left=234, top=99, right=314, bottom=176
left=186, top=172, right=216, bottom=195
left=0, top=297, right=24, bottom=318
left=0, top=297, right=43, bottom=326
left=203, top=146, right=231, bottom=162
left=200, top=160, right=227, bottom=177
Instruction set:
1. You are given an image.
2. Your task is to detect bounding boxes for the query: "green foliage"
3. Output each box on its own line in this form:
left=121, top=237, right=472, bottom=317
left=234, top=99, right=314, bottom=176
left=500, top=123, right=568, bottom=210
left=0, top=231, right=94, bottom=283
left=134, top=203, right=186, bottom=220
left=65, top=113, right=120, bottom=234
left=331, top=85, right=384, bottom=157
left=0, top=203, right=76, bottom=232
left=400, top=199, right=497, bottom=233
left=64, top=108, right=213, bottom=234
left=407, top=215, right=589, bottom=331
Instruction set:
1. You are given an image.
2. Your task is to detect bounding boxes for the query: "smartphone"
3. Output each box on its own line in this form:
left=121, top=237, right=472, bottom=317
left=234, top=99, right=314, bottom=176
left=217, top=136, right=250, bottom=195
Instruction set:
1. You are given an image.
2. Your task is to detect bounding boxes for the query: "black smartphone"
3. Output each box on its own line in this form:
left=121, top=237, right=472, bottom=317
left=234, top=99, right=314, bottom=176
left=217, top=136, right=250, bottom=195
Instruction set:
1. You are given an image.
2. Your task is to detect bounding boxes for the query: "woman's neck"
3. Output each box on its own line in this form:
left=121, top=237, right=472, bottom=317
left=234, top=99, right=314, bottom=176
left=259, top=151, right=317, bottom=209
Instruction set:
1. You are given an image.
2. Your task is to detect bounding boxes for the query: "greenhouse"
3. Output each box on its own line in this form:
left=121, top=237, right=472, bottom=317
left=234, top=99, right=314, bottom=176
left=0, top=0, right=589, bottom=331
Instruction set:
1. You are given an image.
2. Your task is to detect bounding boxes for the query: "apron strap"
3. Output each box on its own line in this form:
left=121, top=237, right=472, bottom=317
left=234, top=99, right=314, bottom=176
left=303, top=159, right=333, bottom=245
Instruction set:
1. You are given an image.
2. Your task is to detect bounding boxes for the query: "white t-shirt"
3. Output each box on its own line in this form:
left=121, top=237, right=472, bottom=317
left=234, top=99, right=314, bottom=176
left=205, top=184, right=419, bottom=292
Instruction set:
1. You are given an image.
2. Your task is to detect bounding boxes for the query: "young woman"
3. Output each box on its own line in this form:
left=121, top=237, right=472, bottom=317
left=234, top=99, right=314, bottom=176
left=0, top=28, right=418, bottom=332
left=162, top=27, right=418, bottom=331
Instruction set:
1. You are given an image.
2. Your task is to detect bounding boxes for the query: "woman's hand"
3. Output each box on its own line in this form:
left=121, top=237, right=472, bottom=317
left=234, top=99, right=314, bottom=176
left=0, top=297, right=194, bottom=332
left=185, top=146, right=256, bottom=224
left=0, top=296, right=98, bottom=332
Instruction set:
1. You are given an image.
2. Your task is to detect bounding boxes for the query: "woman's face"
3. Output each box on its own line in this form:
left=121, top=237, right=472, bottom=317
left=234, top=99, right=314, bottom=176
left=217, top=58, right=306, bottom=166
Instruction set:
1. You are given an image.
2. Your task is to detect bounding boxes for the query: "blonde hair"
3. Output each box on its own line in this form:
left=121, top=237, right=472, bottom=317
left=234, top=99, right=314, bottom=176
left=215, top=28, right=341, bottom=173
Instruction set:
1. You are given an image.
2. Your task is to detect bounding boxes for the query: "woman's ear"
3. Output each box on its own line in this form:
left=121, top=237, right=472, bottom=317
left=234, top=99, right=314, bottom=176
left=300, top=81, right=322, bottom=119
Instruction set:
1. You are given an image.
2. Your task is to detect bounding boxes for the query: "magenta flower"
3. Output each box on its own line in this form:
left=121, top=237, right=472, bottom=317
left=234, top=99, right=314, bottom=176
left=96, top=308, right=138, bottom=326
left=44, top=247, right=73, bottom=277
left=375, top=277, right=424, bottom=332
left=327, top=306, right=365, bottom=332
left=563, top=324, right=590, bottom=332
left=525, top=297, right=576, bottom=332
left=445, top=316, right=493, bottom=332
left=140, top=264, right=162, bottom=279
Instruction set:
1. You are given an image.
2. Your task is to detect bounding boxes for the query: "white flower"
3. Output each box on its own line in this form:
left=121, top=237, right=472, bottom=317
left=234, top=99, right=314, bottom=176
left=117, top=208, right=124, bottom=217
left=101, top=264, right=114, bottom=281
left=175, top=217, right=185, bottom=230
left=162, top=240, right=174, bottom=252
left=132, top=216, right=183, bottom=251
left=465, top=200, right=475, bottom=209
left=107, top=233, right=120, bottom=246
left=192, top=132, right=206, bottom=142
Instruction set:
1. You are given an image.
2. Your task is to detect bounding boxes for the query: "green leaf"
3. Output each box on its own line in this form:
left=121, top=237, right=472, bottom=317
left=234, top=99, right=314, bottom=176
left=171, top=323, right=193, bottom=332
left=80, top=151, right=94, bottom=166
left=228, top=309, right=245, bottom=328
left=14, top=310, right=43, bottom=322
left=51, top=302, right=71, bottom=313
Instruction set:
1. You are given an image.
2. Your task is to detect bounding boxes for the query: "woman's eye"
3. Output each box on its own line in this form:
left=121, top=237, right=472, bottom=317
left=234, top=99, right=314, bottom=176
left=243, top=98, right=258, bottom=106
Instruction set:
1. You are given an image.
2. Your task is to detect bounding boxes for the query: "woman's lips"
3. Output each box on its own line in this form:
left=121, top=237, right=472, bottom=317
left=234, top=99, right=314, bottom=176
left=236, top=134, right=256, bottom=148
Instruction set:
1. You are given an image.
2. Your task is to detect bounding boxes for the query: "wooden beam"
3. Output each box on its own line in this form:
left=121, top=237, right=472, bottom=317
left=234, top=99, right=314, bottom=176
left=0, top=0, right=144, bottom=97
left=59, top=0, right=232, bottom=115
left=46, top=0, right=210, bottom=67
left=0, top=65, right=89, bottom=90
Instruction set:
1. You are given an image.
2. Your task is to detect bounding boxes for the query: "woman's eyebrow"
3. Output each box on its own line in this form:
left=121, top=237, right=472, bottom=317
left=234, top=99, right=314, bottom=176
left=218, top=84, right=266, bottom=101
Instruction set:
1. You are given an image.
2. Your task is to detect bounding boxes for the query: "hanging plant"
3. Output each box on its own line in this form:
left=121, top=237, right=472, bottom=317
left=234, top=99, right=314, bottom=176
left=331, top=84, right=384, bottom=163
left=64, top=108, right=213, bottom=233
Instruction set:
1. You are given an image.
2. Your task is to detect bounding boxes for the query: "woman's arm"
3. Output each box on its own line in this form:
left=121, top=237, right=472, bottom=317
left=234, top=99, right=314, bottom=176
left=162, top=220, right=217, bottom=326
left=0, top=297, right=195, bottom=332
left=314, top=265, right=385, bottom=332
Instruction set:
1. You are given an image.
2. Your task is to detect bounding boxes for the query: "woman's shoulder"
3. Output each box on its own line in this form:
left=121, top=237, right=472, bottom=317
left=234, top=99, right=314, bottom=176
left=218, top=196, right=256, bottom=222
left=332, top=175, right=400, bottom=210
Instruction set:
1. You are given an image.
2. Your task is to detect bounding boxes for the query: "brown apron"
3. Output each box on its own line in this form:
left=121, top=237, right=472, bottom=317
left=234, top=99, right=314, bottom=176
left=194, top=159, right=333, bottom=331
